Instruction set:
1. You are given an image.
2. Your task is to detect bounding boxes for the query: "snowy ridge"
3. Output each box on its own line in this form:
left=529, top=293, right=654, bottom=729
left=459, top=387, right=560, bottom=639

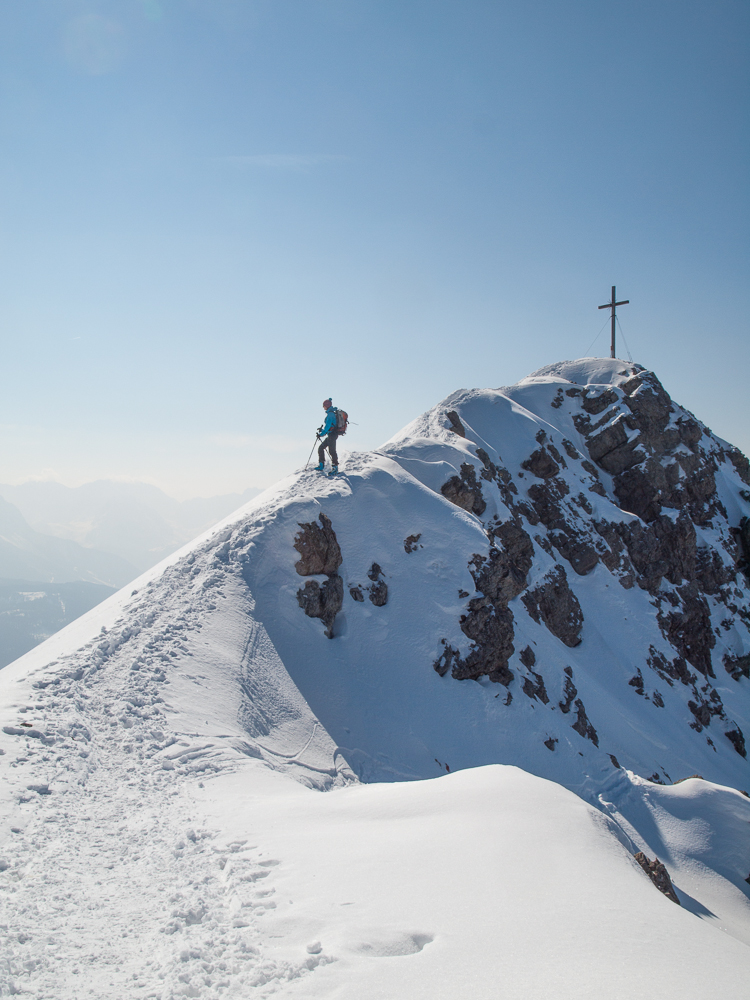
left=1, top=357, right=749, bottom=996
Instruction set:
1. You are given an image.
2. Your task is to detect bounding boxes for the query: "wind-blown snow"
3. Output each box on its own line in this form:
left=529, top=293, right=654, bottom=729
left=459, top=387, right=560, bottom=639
left=1, top=358, right=749, bottom=997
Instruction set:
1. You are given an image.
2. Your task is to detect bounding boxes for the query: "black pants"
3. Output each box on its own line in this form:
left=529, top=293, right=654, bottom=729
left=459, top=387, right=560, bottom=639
left=318, top=430, right=339, bottom=466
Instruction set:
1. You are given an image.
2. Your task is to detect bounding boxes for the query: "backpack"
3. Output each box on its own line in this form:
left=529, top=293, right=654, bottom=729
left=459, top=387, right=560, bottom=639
left=335, top=407, right=348, bottom=435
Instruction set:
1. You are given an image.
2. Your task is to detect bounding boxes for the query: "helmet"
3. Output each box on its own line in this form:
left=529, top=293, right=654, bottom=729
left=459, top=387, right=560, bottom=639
left=322, top=398, right=332, bottom=409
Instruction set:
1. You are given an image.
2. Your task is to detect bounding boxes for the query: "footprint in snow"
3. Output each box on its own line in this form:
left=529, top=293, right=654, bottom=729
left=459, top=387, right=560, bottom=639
left=350, top=931, right=434, bottom=957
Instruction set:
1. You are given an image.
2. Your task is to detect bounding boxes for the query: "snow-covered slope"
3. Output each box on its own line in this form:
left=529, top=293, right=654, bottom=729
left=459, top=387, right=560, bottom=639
left=1, top=358, right=749, bottom=996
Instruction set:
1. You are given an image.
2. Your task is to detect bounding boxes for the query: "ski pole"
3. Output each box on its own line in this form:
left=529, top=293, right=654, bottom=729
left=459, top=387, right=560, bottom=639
left=305, top=435, right=320, bottom=469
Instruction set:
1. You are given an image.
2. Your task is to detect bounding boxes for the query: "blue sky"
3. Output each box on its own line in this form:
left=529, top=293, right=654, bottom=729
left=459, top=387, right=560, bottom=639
left=1, top=0, right=747, bottom=497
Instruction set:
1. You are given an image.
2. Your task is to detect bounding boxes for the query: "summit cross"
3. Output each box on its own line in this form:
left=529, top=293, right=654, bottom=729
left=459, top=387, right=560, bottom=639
left=598, top=285, right=629, bottom=359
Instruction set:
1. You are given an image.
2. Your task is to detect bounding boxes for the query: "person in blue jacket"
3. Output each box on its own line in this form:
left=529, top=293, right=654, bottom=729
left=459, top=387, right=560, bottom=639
left=316, top=399, right=339, bottom=474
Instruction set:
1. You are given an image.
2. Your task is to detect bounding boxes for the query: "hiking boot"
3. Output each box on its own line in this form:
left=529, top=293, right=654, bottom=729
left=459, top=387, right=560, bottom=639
left=315, top=462, right=325, bottom=472
left=328, top=465, right=339, bottom=477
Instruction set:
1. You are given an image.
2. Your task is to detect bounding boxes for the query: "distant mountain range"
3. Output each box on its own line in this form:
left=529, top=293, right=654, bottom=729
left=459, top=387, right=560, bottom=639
left=0, top=480, right=261, bottom=578
left=0, top=480, right=260, bottom=666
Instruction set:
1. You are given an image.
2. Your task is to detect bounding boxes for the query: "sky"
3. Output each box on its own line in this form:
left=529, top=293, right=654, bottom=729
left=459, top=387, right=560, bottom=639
left=0, top=0, right=747, bottom=499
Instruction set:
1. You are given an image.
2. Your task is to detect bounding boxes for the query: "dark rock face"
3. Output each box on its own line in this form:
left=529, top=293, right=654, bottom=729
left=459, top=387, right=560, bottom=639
left=618, top=512, right=697, bottom=593
left=724, top=653, right=750, bottom=681
left=522, top=447, right=560, bottom=479
left=559, top=667, right=577, bottom=713
left=349, top=586, right=364, bottom=602
left=404, top=533, right=423, bottom=553
left=446, top=410, right=466, bottom=437
left=294, top=513, right=344, bottom=637
left=294, top=514, right=342, bottom=576
left=441, top=463, right=486, bottom=515
left=367, top=563, right=388, bottom=607
left=572, top=699, right=598, bottom=745
left=725, top=728, right=747, bottom=758
left=472, top=522, right=534, bottom=604
left=454, top=601, right=515, bottom=683
left=429, top=368, right=749, bottom=782
left=657, top=584, right=715, bottom=677
left=522, top=670, right=549, bottom=704
left=522, top=566, right=583, bottom=648
left=634, top=852, right=680, bottom=905
left=296, top=575, right=344, bottom=639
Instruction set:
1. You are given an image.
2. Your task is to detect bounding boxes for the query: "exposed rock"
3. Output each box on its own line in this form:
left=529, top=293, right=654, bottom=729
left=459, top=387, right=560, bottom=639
left=618, top=513, right=696, bottom=592
left=634, top=853, right=680, bottom=905
left=527, top=478, right=570, bottom=530
left=582, top=387, right=618, bottom=415
left=367, top=563, right=388, bottom=607
left=433, top=640, right=459, bottom=677
left=544, top=737, right=558, bottom=750
left=609, top=754, right=621, bottom=769
left=559, top=668, right=577, bottom=712
left=454, top=601, right=515, bottom=683
left=472, top=522, right=534, bottom=603
left=522, top=670, right=549, bottom=704
left=657, top=583, right=715, bottom=677
left=404, top=533, right=423, bottom=553
left=446, top=410, right=466, bottom=437
left=727, top=446, right=750, bottom=486
left=696, top=547, right=733, bottom=594
left=738, top=517, right=750, bottom=574
left=475, top=448, right=518, bottom=505
left=572, top=699, right=598, bottom=745
left=519, top=645, right=536, bottom=668
left=349, top=586, right=364, bottom=602
left=672, top=774, right=703, bottom=784
left=522, top=565, right=583, bottom=648
left=629, top=669, right=645, bottom=696
left=587, top=418, right=642, bottom=476
left=621, top=372, right=673, bottom=446
left=647, top=646, right=694, bottom=688
left=548, top=527, right=599, bottom=576
left=687, top=694, right=723, bottom=731
left=725, top=728, right=747, bottom=758
left=724, top=652, right=750, bottom=681
left=441, top=463, right=486, bottom=516
left=522, top=448, right=560, bottom=480
left=296, top=575, right=344, bottom=639
left=294, top=514, right=342, bottom=576
left=614, top=459, right=667, bottom=522
left=551, top=389, right=564, bottom=409
left=562, top=439, right=580, bottom=460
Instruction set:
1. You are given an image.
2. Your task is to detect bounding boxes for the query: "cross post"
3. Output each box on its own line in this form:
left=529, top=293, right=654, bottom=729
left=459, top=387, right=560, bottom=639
left=598, top=285, right=629, bottom=358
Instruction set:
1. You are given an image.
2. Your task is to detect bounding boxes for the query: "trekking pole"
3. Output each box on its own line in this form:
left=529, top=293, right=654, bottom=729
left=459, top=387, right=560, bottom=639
left=305, top=435, right=320, bottom=470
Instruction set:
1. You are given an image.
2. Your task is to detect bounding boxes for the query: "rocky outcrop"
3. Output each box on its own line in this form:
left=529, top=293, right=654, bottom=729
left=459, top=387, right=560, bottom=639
left=294, top=514, right=342, bottom=576
left=367, top=563, right=388, bottom=607
left=725, top=728, right=747, bottom=758
left=522, top=447, right=560, bottom=480
left=522, top=566, right=583, bottom=647
left=294, top=514, right=344, bottom=638
left=445, top=410, right=466, bottom=437
left=572, top=699, right=598, bottom=745
left=297, top=576, right=343, bottom=639
left=429, top=374, right=749, bottom=778
left=634, top=852, right=680, bottom=905
left=404, top=534, right=423, bottom=553
left=657, top=584, right=715, bottom=677
left=441, top=463, right=486, bottom=515
left=724, top=653, right=750, bottom=681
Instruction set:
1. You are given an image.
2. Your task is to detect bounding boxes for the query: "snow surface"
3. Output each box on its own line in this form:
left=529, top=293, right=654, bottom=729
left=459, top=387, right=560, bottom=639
left=1, top=358, right=749, bottom=996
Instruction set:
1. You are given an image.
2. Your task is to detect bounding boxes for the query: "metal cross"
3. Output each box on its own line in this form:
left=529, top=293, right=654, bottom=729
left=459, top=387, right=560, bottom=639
left=598, top=285, right=629, bottom=358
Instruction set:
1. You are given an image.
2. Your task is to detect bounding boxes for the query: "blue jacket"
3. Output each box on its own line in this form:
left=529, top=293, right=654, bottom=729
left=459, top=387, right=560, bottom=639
left=320, top=407, right=337, bottom=437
